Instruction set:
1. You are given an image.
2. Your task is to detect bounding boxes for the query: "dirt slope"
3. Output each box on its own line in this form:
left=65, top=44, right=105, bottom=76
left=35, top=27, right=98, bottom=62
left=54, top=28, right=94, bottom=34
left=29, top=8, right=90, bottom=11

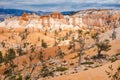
left=45, top=60, right=120, bottom=80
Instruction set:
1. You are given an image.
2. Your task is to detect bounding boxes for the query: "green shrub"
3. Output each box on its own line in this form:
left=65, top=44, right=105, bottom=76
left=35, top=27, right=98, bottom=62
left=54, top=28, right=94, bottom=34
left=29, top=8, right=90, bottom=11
left=115, top=53, right=120, bottom=56
left=84, top=68, right=88, bottom=70
left=91, top=54, right=108, bottom=59
left=56, top=67, right=68, bottom=72
left=40, top=64, right=54, bottom=77
left=41, top=40, right=47, bottom=48
left=81, top=62, right=94, bottom=65
left=94, top=65, right=99, bottom=68
left=109, top=56, right=117, bottom=62
left=70, top=63, right=74, bottom=66
left=71, top=55, right=78, bottom=59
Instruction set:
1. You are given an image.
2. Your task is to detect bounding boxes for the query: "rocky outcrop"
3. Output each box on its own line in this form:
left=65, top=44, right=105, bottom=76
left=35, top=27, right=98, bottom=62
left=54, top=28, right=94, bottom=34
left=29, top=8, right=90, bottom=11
left=1, top=9, right=120, bottom=31
left=73, top=9, right=120, bottom=28
left=0, top=12, right=79, bottom=31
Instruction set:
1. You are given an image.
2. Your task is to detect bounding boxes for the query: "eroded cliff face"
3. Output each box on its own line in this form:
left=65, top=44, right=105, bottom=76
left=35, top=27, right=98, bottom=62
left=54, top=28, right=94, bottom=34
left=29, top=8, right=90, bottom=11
left=1, top=9, right=120, bottom=32
left=0, top=12, right=84, bottom=31
left=73, top=9, right=120, bottom=28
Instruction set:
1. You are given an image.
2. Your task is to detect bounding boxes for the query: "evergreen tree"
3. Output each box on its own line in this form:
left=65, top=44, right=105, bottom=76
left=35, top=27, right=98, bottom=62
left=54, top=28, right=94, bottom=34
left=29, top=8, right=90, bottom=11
left=40, top=63, right=53, bottom=77
left=56, top=47, right=65, bottom=58
left=41, top=40, right=47, bottom=48
left=5, top=48, right=16, bottom=64
left=112, top=29, right=117, bottom=40
left=96, top=39, right=111, bottom=57
left=0, top=51, right=3, bottom=63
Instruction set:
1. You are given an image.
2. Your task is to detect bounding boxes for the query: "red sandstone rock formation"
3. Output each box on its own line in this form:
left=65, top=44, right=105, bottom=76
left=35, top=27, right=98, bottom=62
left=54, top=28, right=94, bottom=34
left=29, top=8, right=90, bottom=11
left=49, top=12, right=64, bottom=19
left=73, top=9, right=120, bottom=28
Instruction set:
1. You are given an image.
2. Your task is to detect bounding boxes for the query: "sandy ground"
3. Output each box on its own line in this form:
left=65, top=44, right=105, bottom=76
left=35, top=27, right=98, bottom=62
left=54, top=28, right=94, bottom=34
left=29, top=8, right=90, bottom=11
left=44, top=60, right=120, bottom=80
left=0, top=26, right=120, bottom=80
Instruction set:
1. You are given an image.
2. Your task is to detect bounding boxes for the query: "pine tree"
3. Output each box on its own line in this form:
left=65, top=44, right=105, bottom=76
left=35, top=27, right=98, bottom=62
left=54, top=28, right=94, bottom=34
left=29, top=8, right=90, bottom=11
left=0, top=51, right=3, bottom=63
left=5, top=48, right=16, bottom=64
left=41, top=40, right=47, bottom=48
left=112, top=29, right=117, bottom=40
left=96, top=39, right=111, bottom=57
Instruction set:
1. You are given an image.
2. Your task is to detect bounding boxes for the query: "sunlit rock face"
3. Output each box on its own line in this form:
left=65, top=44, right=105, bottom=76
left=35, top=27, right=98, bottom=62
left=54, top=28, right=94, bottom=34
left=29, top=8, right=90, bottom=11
left=0, top=11, right=85, bottom=31
left=49, top=12, right=64, bottom=19
left=1, top=9, right=120, bottom=31
left=74, top=9, right=120, bottom=28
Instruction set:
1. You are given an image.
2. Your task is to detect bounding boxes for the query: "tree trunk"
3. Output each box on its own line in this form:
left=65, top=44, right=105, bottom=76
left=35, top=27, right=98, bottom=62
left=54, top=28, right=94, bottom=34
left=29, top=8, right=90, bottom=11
left=97, top=50, right=101, bottom=58
left=78, top=54, right=81, bottom=67
left=78, top=50, right=82, bottom=67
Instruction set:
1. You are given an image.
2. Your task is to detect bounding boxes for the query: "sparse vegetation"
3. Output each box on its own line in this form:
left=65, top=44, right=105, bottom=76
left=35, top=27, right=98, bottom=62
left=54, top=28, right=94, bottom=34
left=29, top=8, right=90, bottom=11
left=41, top=40, right=47, bottom=48
left=81, top=62, right=94, bottom=65
left=56, top=67, right=68, bottom=72
left=106, top=65, right=120, bottom=80
left=0, top=51, right=3, bottom=63
left=56, top=47, right=65, bottom=58
left=95, top=39, right=111, bottom=57
left=0, top=9, right=120, bottom=80
left=112, top=29, right=117, bottom=40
